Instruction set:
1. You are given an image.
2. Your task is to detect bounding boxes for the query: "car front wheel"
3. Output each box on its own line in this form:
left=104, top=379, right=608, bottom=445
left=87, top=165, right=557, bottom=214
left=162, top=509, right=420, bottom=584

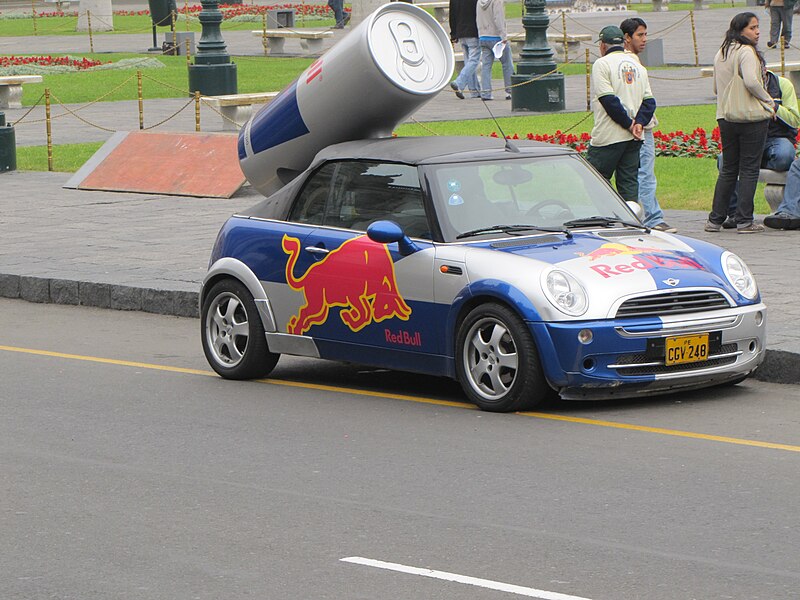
left=456, top=303, right=551, bottom=412
left=201, top=279, right=279, bottom=379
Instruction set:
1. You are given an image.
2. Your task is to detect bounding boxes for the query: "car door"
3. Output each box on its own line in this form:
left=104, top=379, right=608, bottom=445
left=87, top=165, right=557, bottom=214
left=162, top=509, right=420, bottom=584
left=279, top=160, right=443, bottom=370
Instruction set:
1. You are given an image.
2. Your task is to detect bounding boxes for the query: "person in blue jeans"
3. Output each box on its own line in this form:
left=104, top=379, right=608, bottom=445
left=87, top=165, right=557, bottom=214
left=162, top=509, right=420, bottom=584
left=620, top=17, right=676, bottom=232
left=328, top=0, right=348, bottom=28
left=476, top=0, right=513, bottom=100
left=764, top=156, right=800, bottom=228
left=717, top=69, right=799, bottom=227
left=449, top=0, right=481, bottom=100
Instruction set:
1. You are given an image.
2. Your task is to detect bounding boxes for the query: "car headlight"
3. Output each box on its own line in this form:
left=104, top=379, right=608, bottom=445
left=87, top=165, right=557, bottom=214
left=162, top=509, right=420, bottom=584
left=722, top=252, right=758, bottom=300
left=542, top=269, right=588, bottom=316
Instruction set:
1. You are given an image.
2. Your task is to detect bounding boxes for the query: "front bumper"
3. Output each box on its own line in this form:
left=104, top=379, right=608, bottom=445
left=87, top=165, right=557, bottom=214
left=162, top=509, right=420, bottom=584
left=531, top=304, right=767, bottom=400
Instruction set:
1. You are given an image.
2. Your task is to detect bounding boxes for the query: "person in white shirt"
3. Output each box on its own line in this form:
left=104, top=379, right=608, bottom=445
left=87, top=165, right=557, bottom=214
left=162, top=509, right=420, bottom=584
left=586, top=25, right=656, bottom=205
left=620, top=17, right=676, bottom=233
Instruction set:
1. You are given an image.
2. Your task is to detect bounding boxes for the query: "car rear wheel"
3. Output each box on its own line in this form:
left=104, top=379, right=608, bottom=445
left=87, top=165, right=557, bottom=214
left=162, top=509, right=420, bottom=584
left=456, top=303, right=551, bottom=412
left=201, top=279, right=279, bottom=379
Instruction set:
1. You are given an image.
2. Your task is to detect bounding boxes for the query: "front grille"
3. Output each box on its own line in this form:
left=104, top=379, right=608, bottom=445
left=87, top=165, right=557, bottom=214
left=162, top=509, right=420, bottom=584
left=613, top=343, right=739, bottom=376
left=616, top=290, right=731, bottom=319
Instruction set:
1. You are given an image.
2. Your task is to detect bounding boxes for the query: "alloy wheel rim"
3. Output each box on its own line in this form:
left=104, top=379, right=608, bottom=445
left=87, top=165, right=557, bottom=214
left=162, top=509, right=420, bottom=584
left=206, top=292, right=250, bottom=367
left=463, top=316, right=519, bottom=400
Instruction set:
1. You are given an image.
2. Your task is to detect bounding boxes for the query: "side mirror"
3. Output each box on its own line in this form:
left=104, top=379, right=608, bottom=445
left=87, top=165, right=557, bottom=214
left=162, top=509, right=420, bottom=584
left=626, top=201, right=644, bottom=220
left=367, top=220, right=419, bottom=256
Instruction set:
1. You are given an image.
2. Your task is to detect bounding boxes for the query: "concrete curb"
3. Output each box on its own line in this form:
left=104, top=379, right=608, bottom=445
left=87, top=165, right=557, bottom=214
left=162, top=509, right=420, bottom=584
left=2, top=273, right=798, bottom=386
left=0, top=273, right=199, bottom=318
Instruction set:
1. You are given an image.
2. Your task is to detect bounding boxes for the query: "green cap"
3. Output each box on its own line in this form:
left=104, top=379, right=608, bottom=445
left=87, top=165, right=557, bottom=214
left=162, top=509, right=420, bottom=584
left=598, top=25, right=624, bottom=45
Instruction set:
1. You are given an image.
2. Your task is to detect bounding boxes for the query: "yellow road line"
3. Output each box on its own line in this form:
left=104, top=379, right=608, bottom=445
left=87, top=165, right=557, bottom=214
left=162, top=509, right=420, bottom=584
left=2, top=344, right=799, bottom=453
left=518, top=412, right=800, bottom=453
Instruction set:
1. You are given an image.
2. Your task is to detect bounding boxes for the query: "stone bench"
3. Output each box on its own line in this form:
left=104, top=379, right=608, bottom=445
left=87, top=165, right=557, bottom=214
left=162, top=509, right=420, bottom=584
left=701, top=62, right=800, bottom=92
left=201, top=92, right=280, bottom=131
left=414, top=1, right=449, bottom=23
left=0, top=75, right=43, bottom=109
left=250, top=29, right=333, bottom=55
left=760, top=169, right=787, bottom=212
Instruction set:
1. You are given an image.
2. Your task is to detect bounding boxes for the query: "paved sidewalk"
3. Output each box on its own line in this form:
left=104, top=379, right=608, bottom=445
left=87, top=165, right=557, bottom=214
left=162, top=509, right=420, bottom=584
left=0, top=170, right=797, bottom=383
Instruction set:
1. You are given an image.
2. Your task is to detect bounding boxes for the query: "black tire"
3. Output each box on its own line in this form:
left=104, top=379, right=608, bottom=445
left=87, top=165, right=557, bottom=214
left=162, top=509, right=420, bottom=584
left=201, top=278, right=279, bottom=379
left=455, top=303, right=551, bottom=412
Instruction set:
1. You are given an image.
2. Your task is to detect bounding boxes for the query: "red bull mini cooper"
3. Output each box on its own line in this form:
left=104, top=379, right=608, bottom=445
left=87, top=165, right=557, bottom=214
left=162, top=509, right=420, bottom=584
left=201, top=137, right=766, bottom=412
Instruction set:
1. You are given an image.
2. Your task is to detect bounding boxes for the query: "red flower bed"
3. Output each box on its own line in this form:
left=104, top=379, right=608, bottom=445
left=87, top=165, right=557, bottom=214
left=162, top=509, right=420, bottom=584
left=0, top=55, right=108, bottom=69
left=488, top=127, right=725, bottom=158
left=112, top=3, right=348, bottom=19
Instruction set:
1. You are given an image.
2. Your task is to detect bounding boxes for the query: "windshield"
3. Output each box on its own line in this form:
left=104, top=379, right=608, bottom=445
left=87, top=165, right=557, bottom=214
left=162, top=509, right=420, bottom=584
left=424, top=154, right=638, bottom=242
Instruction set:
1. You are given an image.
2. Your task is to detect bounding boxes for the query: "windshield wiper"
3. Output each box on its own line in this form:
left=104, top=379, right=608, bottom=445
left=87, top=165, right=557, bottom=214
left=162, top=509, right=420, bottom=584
left=562, top=216, right=650, bottom=232
left=456, top=224, right=572, bottom=240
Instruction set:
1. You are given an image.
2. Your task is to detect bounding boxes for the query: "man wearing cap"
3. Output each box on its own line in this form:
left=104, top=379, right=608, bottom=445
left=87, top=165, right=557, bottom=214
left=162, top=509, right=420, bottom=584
left=620, top=17, right=676, bottom=233
left=587, top=25, right=656, bottom=211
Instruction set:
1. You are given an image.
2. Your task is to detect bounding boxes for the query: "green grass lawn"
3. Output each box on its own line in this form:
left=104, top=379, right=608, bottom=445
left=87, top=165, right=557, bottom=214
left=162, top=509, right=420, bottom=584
left=7, top=52, right=686, bottom=106
left=0, top=13, right=338, bottom=37
left=15, top=141, right=103, bottom=172
left=11, top=53, right=315, bottom=104
left=16, top=102, right=736, bottom=212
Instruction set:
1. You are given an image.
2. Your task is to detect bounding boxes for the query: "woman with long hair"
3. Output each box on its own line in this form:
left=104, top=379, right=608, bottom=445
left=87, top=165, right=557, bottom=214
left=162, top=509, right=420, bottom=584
left=707, top=12, right=776, bottom=234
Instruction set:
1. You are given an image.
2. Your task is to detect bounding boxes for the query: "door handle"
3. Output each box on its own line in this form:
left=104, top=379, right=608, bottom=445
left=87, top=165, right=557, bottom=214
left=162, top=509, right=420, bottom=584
left=304, top=246, right=330, bottom=255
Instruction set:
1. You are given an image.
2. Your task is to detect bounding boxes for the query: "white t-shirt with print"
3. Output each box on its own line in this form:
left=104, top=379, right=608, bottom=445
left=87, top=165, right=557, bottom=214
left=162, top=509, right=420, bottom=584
left=590, top=49, right=654, bottom=147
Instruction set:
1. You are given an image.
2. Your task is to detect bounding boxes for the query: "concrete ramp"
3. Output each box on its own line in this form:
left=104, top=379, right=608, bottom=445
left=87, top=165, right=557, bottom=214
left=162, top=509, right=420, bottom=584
left=65, top=131, right=246, bottom=198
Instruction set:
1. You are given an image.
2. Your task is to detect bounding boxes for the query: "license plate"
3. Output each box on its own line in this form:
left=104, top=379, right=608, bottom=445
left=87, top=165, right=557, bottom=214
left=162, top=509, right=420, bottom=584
left=665, top=334, right=710, bottom=366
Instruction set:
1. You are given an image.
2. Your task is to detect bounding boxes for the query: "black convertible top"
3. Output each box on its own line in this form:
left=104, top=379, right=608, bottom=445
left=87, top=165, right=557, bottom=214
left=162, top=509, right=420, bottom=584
left=314, top=136, right=573, bottom=165
left=239, top=136, right=576, bottom=220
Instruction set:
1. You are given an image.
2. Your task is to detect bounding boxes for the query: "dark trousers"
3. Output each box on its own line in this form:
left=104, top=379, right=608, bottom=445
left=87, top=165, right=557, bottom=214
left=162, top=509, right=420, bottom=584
left=709, top=119, right=770, bottom=226
left=586, top=139, right=643, bottom=202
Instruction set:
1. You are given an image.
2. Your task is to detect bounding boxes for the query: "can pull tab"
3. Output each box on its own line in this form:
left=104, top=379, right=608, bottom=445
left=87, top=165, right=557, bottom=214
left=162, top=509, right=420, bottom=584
left=388, top=19, right=432, bottom=83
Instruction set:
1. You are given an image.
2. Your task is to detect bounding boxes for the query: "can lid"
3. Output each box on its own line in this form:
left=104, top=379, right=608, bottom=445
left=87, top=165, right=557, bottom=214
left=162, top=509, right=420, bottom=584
left=367, top=3, right=454, bottom=96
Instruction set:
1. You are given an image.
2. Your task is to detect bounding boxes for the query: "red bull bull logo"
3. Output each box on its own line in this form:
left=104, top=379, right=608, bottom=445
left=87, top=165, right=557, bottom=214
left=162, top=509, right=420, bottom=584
left=580, top=242, right=703, bottom=278
left=282, top=234, right=412, bottom=335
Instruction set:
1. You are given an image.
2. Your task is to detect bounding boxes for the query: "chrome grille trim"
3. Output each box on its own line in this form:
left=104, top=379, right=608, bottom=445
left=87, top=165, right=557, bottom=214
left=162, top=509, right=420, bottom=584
left=615, top=314, right=741, bottom=338
left=609, top=344, right=741, bottom=375
left=616, top=290, right=732, bottom=319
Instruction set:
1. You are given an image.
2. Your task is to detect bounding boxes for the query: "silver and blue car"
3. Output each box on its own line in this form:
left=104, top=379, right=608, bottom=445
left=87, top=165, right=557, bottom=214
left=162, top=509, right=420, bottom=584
left=201, top=137, right=766, bottom=412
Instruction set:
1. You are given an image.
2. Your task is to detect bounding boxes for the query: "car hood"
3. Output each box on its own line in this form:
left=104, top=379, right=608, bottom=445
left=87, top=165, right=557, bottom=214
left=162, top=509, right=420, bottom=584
left=460, top=230, right=749, bottom=321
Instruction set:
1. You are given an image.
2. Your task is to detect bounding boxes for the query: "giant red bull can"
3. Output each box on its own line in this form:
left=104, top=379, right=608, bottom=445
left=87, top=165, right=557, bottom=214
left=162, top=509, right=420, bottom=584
left=238, top=2, right=454, bottom=197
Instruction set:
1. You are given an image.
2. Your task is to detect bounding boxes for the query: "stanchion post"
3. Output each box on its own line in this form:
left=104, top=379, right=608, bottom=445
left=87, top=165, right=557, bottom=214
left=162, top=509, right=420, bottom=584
left=195, top=90, right=201, bottom=132
left=585, top=48, right=591, bottom=111
left=45, top=88, right=53, bottom=172
left=689, top=10, right=699, bottom=68
left=781, top=38, right=786, bottom=76
left=186, top=38, right=191, bottom=66
left=87, top=10, right=94, bottom=53
left=31, top=0, right=38, bottom=35
left=185, top=0, right=190, bottom=32
left=561, top=11, right=568, bottom=62
left=172, top=11, right=177, bottom=49
left=137, top=70, right=144, bottom=130
left=262, top=12, right=268, bottom=56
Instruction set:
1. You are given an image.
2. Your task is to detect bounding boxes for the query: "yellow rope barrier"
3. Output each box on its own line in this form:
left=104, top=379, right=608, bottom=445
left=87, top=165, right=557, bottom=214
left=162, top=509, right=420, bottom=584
left=12, top=92, right=44, bottom=126
left=45, top=88, right=53, bottom=171
left=142, top=97, right=195, bottom=130
left=138, top=70, right=144, bottom=130
left=87, top=10, right=94, bottom=53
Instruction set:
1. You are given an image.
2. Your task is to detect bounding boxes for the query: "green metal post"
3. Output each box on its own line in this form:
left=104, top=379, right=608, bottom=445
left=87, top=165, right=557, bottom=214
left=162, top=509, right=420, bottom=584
left=188, top=0, right=237, bottom=97
left=510, top=0, right=565, bottom=112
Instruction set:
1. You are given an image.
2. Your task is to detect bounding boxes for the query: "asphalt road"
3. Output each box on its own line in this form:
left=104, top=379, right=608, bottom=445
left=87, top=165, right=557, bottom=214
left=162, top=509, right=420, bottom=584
left=2, top=299, right=799, bottom=600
